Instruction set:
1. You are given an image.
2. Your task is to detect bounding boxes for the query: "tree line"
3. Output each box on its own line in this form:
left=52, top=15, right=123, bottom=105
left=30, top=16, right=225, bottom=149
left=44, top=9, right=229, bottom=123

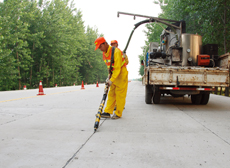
left=0, top=0, right=107, bottom=91
left=139, top=0, right=230, bottom=76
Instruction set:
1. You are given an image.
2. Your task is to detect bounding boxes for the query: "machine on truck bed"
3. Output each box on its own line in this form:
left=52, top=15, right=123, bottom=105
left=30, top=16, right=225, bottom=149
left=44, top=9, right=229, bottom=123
left=118, top=12, right=230, bottom=105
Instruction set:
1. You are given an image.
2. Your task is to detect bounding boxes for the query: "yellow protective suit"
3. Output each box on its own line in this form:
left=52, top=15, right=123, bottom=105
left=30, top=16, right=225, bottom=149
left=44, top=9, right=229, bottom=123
left=104, top=46, right=128, bottom=117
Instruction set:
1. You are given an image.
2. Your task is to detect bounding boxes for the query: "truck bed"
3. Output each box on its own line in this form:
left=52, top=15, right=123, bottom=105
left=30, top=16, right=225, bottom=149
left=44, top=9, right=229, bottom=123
left=143, top=53, right=230, bottom=88
left=143, top=66, right=229, bottom=87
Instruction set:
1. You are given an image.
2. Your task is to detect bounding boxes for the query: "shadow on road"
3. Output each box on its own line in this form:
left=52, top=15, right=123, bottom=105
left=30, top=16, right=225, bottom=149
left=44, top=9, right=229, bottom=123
left=151, top=95, right=230, bottom=112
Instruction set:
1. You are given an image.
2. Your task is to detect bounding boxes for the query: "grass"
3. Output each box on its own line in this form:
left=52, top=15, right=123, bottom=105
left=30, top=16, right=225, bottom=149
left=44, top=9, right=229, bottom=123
left=212, top=87, right=230, bottom=96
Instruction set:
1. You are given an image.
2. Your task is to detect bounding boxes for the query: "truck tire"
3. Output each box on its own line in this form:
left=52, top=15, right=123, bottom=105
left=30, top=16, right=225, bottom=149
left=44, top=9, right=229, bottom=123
left=145, top=85, right=153, bottom=104
left=191, top=94, right=202, bottom=105
left=153, top=85, right=161, bottom=104
left=200, top=93, right=210, bottom=105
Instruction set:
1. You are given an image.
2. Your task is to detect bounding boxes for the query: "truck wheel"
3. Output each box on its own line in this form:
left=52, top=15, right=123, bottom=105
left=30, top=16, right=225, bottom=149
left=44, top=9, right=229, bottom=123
left=145, top=85, right=153, bottom=104
left=191, top=94, right=202, bottom=105
left=200, top=93, right=210, bottom=105
left=153, top=86, right=161, bottom=104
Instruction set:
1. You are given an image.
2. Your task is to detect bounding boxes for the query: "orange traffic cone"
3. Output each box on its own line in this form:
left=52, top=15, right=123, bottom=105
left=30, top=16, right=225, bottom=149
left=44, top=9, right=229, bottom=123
left=96, top=81, right=99, bottom=87
left=23, top=85, right=27, bottom=90
left=37, top=81, right=45, bottom=95
left=74, top=83, right=75, bottom=86
left=55, top=84, right=57, bottom=87
left=81, top=81, right=85, bottom=89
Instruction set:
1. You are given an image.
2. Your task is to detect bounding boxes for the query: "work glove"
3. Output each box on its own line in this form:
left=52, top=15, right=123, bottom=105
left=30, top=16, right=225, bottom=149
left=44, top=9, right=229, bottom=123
left=106, top=78, right=112, bottom=86
left=108, top=80, right=112, bottom=86
left=123, top=53, right=129, bottom=65
left=106, top=77, right=109, bottom=83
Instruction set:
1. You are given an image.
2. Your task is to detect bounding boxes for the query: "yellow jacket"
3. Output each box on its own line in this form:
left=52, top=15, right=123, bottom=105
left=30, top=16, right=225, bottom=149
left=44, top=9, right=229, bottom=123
left=104, top=45, right=126, bottom=83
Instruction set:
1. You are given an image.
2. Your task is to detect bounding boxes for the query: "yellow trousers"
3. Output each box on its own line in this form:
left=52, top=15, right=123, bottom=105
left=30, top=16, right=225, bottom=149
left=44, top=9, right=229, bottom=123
left=104, top=66, right=128, bottom=117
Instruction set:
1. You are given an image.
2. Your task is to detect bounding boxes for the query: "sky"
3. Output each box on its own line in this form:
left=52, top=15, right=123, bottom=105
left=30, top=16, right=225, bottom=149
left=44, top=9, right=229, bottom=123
left=73, top=0, right=162, bottom=79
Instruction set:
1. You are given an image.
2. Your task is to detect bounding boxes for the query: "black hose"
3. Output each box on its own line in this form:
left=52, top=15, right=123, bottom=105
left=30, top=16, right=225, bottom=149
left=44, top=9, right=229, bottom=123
left=134, top=19, right=154, bottom=28
left=123, top=19, right=155, bottom=53
left=123, top=28, right=135, bottom=54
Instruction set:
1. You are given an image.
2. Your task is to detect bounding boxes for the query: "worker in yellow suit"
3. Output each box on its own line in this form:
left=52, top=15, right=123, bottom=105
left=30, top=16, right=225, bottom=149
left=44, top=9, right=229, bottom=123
left=110, top=40, right=129, bottom=111
left=95, top=37, right=128, bottom=119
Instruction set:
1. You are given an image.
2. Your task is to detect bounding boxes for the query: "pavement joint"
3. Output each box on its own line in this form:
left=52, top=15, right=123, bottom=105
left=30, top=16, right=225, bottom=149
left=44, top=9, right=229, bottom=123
left=62, top=132, right=95, bottom=168
left=178, top=107, right=230, bottom=146
left=62, top=118, right=107, bottom=168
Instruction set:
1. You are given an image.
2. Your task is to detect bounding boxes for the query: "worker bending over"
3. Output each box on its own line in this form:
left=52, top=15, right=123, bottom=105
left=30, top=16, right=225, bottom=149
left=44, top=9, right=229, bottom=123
left=95, top=37, right=128, bottom=119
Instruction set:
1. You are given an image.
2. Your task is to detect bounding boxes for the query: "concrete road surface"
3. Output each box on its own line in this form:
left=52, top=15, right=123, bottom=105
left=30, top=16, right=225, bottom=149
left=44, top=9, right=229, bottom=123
left=0, top=81, right=230, bottom=168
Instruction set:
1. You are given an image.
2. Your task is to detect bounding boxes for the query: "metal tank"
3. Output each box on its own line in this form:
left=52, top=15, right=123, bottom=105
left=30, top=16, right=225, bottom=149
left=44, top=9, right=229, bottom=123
left=181, top=34, right=202, bottom=66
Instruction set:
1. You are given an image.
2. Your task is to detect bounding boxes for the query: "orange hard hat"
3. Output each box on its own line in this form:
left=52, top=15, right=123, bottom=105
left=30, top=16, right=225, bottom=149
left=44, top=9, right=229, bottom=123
left=94, top=37, right=106, bottom=50
left=110, top=40, right=118, bottom=45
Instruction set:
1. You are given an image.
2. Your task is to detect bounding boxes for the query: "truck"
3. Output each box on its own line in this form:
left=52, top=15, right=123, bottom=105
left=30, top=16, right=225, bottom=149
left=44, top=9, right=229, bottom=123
left=118, top=12, right=230, bottom=105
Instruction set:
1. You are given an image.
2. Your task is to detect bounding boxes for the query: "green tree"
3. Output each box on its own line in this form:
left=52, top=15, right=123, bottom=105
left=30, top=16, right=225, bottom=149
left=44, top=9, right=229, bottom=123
left=0, top=0, right=32, bottom=90
left=0, top=0, right=108, bottom=91
left=79, top=26, right=107, bottom=84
